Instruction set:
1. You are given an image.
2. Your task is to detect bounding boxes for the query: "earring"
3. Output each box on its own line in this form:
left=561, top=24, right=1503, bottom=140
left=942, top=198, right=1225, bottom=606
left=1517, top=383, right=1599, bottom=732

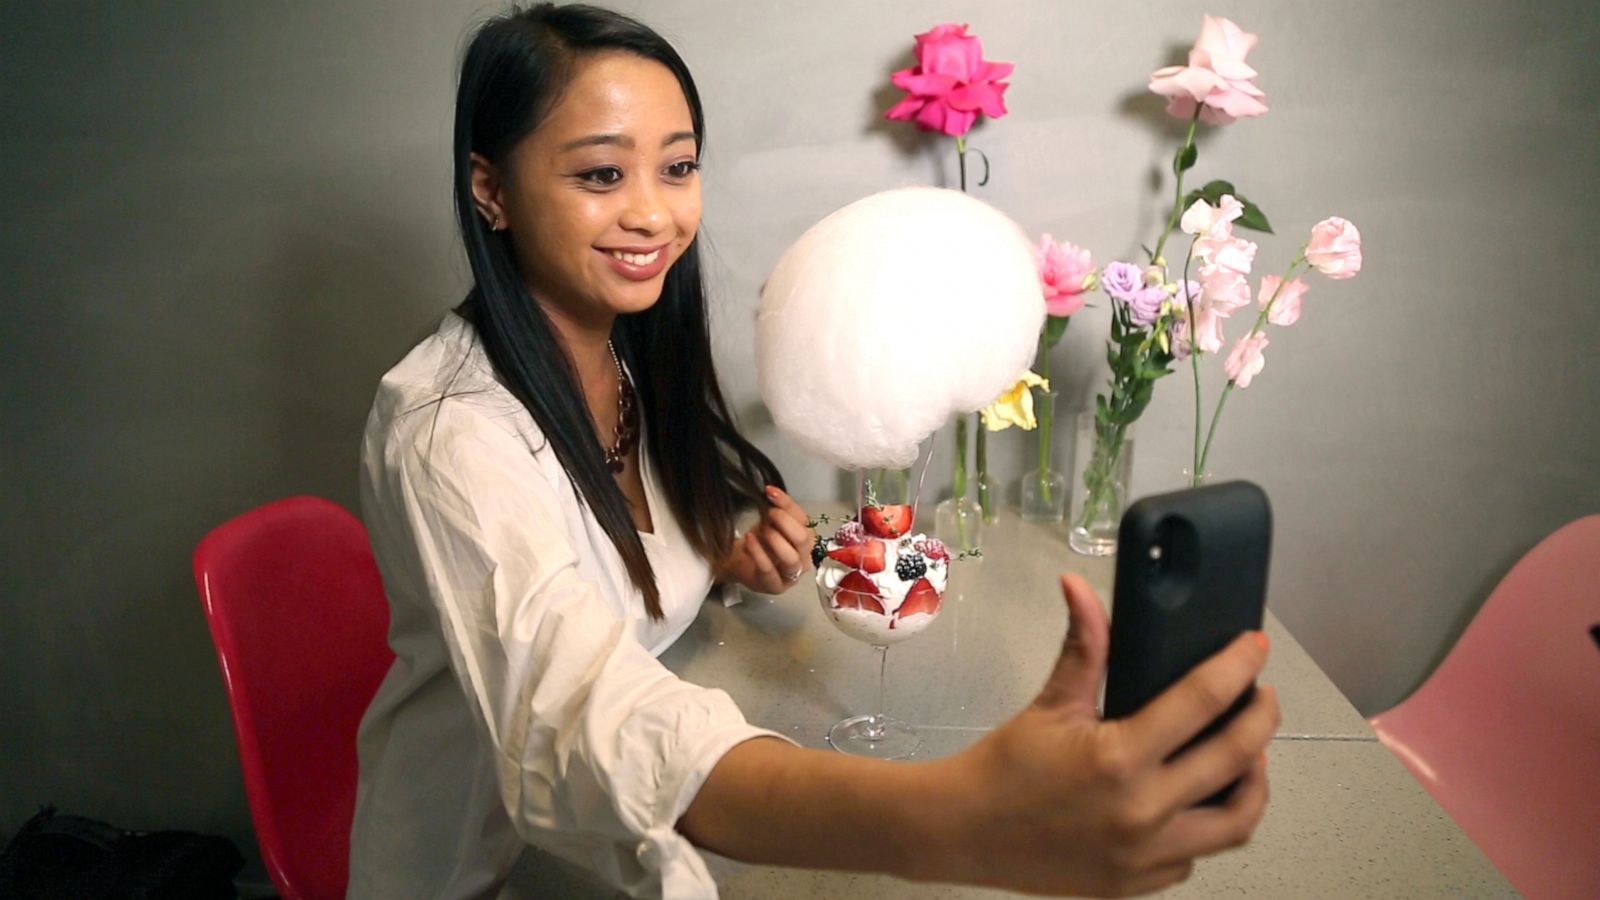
left=493, top=216, right=505, bottom=231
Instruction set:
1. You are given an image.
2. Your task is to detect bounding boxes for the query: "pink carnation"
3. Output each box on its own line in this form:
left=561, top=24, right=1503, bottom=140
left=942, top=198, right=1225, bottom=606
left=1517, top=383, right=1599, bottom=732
left=1035, top=234, right=1093, bottom=317
left=885, top=24, right=1013, bottom=137
left=1225, top=332, right=1270, bottom=387
left=1148, top=16, right=1268, bottom=125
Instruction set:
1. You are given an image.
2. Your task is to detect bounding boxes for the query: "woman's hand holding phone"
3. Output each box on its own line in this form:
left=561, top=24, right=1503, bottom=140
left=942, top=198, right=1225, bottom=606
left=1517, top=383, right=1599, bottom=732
left=927, top=574, right=1280, bottom=897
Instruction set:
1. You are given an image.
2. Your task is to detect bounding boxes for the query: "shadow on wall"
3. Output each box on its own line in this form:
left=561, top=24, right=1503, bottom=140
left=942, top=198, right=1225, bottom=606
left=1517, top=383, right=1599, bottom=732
left=1, top=171, right=442, bottom=873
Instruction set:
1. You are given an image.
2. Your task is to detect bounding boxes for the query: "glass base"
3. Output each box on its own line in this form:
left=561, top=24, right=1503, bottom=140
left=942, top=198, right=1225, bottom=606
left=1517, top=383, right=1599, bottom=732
left=1068, top=525, right=1117, bottom=556
left=827, top=714, right=922, bottom=759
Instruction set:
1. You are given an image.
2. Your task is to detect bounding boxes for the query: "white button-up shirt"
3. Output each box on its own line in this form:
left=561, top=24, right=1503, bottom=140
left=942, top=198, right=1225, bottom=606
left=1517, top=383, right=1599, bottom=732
left=348, top=313, right=783, bottom=899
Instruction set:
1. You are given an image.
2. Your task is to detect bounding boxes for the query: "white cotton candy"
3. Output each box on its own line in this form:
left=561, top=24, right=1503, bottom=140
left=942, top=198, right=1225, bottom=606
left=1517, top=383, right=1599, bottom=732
left=757, top=187, right=1046, bottom=470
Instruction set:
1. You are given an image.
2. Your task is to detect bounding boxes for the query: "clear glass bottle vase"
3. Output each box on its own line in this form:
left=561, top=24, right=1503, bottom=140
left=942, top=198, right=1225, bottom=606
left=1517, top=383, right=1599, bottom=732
left=1068, top=412, right=1135, bottom=556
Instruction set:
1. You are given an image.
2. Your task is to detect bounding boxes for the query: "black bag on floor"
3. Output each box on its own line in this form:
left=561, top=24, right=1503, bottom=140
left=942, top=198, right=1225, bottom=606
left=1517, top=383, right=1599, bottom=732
left=0, top=806, right=243, bottom=900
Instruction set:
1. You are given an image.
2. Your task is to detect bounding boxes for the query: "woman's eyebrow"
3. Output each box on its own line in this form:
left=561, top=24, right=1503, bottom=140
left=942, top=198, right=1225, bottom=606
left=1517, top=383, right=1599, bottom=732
left=559, top=130, right=697, bottom=153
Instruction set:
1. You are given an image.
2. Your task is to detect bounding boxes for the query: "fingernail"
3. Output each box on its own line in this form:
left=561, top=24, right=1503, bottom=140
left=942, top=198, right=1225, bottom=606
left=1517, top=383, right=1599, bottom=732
left=765, top=485, right=781, bottom=499
left=1252, top=630, right=1269, bottom=652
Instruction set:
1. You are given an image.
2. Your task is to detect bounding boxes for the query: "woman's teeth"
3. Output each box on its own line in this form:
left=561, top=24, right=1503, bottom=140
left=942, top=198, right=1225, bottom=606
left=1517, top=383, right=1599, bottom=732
left=609, top=249, right=660, bottom=265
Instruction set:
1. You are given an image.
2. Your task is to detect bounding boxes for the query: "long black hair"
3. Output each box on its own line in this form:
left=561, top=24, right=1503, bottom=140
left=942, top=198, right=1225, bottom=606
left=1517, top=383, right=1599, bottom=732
left=452, top=3, right=782, bottom=619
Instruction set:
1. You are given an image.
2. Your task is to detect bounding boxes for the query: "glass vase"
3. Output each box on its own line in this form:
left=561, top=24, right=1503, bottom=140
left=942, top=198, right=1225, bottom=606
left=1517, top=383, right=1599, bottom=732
left=934, top=496, right=983, bottom=555
left=1069, top=413, right=1135, bottom=556
left=1019, top=388, right=1066, bottom=522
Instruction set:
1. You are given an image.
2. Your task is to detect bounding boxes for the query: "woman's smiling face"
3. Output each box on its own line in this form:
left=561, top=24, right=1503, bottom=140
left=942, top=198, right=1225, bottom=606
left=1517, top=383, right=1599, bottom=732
left=483, top=51, right=702, bottom=330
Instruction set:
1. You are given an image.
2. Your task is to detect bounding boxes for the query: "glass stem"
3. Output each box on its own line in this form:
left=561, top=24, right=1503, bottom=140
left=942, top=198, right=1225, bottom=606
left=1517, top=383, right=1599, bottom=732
left=872, top=644, right=889, bottom=736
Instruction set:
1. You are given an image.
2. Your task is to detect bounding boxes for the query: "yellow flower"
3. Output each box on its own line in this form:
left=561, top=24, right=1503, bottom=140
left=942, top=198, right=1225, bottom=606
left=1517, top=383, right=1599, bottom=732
left=980, top=370, right=1050, bottom=431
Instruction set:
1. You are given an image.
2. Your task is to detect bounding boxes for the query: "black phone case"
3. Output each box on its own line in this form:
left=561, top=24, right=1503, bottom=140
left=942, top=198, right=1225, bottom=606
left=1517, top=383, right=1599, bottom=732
left=1103, top=481, right=1272, bottom=803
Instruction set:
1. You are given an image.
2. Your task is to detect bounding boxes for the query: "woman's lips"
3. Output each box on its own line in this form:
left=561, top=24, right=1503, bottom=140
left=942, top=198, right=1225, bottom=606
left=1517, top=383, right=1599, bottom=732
left=599, top=245, right=669, bottom=281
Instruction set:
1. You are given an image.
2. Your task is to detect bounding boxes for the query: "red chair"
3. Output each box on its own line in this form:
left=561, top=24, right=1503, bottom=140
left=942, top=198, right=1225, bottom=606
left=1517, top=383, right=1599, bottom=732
left=194, top=496, right=394, bottom=900
left=1368, top=515, right=1600, bottom=900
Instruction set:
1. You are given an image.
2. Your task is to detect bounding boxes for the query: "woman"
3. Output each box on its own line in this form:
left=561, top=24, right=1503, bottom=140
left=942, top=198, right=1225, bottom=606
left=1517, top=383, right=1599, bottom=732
left=350, top=5, right=1279, bottom=899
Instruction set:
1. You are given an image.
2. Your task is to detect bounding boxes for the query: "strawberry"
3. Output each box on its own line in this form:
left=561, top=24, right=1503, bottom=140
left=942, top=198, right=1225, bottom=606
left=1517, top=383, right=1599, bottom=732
left=826, top=537, right=886, bottom=573
left=834, top=571, right=886, bottom=614
left=860, top=504, right=914, bottom=539
left=896, top=577, right=942, bottom=618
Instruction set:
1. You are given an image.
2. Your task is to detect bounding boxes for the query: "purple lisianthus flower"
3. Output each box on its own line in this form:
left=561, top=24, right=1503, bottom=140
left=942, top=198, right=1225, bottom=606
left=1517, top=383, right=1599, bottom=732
left=1100, top=261, right=1144, bottom=301
left=1126, top=285, right=1167, bottom=327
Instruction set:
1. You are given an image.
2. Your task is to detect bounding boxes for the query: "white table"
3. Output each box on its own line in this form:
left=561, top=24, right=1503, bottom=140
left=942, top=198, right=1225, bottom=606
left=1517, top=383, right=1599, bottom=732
left=514, top=510, right=1516, bottom=898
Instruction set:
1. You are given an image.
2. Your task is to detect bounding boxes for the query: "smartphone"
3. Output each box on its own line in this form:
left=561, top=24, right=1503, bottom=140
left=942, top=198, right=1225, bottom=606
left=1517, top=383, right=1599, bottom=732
left=1103, top=480, right=1272, bottom=804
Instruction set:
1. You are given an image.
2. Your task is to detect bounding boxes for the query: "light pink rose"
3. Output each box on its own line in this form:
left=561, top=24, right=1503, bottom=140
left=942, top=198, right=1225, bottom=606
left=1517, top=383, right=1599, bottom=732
left=1035, top=234, right=1093, bottom=317
left=1149, top=16, right=1268, bottom=125
left=885, top=24, right=1013, bottom=137
left=1199, top=264, right=1252, bottom=315
left=1180, top=195, right=1244, bottom=238
left=1260, top=275, right=1310, bottom=326
left=1305, top=217, right=1363, bottom=279
left=1225, top=332, right=1270, bottom=387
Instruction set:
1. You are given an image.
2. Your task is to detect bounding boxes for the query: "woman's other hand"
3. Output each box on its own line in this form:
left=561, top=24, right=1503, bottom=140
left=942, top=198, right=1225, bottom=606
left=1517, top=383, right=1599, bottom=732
left=723, top=485, right=815, bottom=594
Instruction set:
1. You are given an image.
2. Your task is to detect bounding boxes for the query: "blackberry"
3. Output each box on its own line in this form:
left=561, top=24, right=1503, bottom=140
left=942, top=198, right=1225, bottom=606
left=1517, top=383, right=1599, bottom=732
left=894, top=553, right=927, bottom=582
left=811, top=537, right=827, bottom=567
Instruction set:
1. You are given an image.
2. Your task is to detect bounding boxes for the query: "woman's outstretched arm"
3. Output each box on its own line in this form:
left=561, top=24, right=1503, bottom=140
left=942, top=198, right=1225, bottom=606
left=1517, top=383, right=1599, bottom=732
left=679, top=573, right=1279, bottom=897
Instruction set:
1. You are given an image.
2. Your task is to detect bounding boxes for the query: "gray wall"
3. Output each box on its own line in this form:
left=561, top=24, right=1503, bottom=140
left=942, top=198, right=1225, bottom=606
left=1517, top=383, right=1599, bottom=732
left=4, top=0, right=1596, bottom=866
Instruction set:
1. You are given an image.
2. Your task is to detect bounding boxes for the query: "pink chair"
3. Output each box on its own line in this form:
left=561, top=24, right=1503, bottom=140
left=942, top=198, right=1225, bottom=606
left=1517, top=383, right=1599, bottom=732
left=1368, top=515, right=1600, bottom=900
left=194, top=496, right=394, bottom=900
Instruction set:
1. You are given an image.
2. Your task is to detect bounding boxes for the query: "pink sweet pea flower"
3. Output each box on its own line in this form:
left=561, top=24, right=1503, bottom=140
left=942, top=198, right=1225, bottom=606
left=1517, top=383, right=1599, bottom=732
left=1198, top=235, right=1258, bottom=277
left=1260, top=274, right=1310, bottom=326
left=885, top=24, right=1013, bottom=137
left=1149, top=16, right=1268, bottom=125
left=1305, top=217, right=1363, bottom=279
left=1172, top=302, right=1226, bottom=357
left=1036, top=234, right=1093, bottom=317
left=1225, top=332, right=1270, bottom=387
left=1199, top=264, right=1252, bottom=315
left=1180, top=195, right=1244, bottom=238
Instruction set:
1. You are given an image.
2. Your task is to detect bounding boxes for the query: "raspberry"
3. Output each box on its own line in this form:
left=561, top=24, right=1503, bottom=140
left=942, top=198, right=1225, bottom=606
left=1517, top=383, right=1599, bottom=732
left=914, top=538, right=949, bottom=562
left=834, top=521, right=865, bottom=546
left=894, top=553, right=927, bottom=582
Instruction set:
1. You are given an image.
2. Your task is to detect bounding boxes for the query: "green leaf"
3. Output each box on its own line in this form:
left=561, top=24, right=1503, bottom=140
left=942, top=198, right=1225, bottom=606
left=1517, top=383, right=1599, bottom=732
left=1042, top=315, right=1071, bottom=348
left=1105, top=346, right=1120, bottom=372
left=1199, top=179, right=1236, bottom=201
left=1173, top=142, right=1198, bottom=174
left=1235, top=200, right=1275, bottom=234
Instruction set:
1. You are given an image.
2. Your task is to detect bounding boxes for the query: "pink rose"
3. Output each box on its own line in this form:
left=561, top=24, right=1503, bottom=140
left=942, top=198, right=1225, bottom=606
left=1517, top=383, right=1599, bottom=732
left=885, top=24, right=1013, bottom=137
left=1148, top=16, right=1268, bottom=125
left=1035, top=234, right=1093, bottom=317
left=1260, top=275, right=1310, bottom=326
left=1305, top=217, right=1363, bottom=280
left=1225, top=332, right=1270, bottom=387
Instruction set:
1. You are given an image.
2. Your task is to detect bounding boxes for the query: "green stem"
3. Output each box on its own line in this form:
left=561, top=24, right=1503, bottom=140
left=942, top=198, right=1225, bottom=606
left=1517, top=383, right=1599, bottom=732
left=975, top=418, right=989, bottom=516
left=1182, top=238, right=1203, bottom=484
left=953, top=415, right=968, bottom=500
left=956, top=135, right=967, bottom=192
left=1150, top=107, right=1203, bottom=265
left=953, top=414, right=973, bottom=550
left=1035, top=333, right=1054, bottom=502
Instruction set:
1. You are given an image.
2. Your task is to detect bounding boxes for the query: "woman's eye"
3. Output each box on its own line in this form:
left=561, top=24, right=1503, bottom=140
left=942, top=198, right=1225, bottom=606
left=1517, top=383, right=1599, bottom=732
left=665, top=160, right=700, bottom=180
left=579, top=166, right=623, bottom=186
